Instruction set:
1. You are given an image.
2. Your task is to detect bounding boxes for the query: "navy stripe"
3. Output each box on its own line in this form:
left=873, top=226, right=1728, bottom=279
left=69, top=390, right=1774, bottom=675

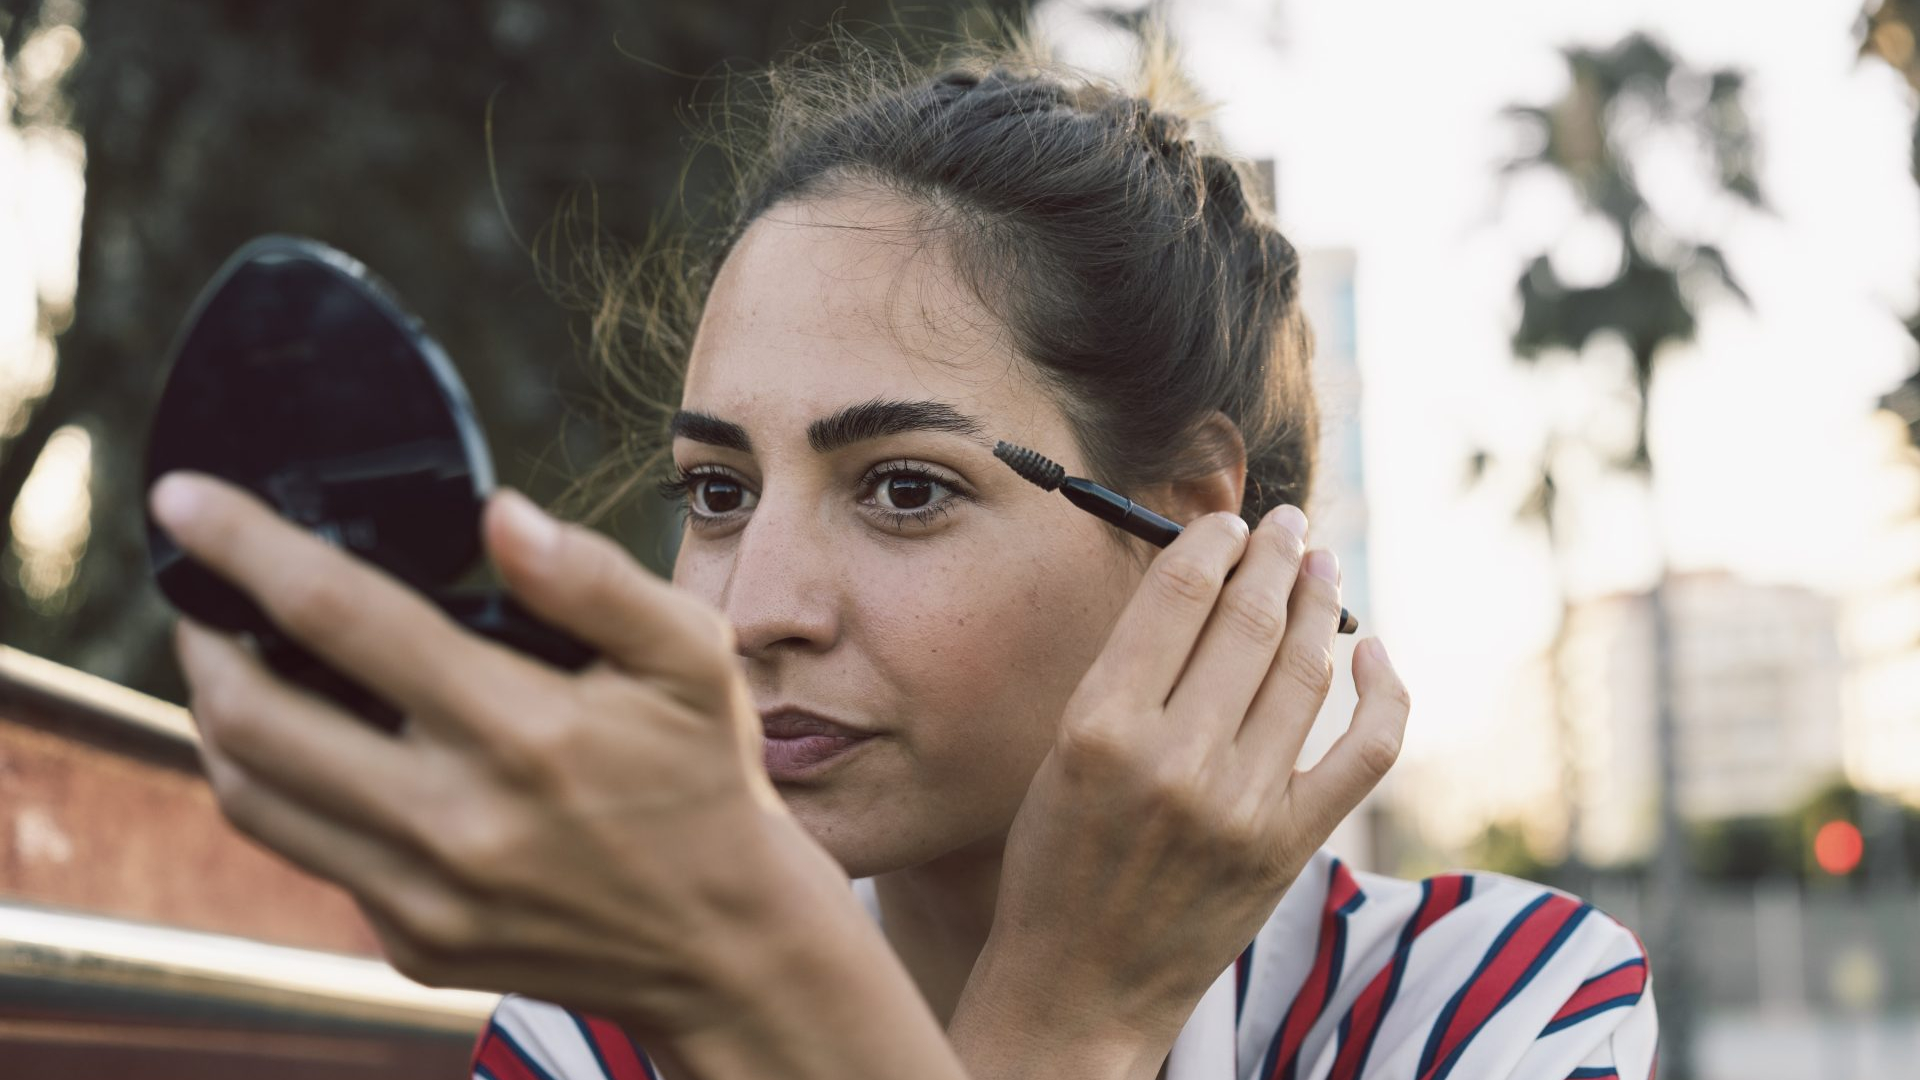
left=1236, top=937, right=1258, bottom=1024
left=1339, top=877, right=1436, bottom=1078
left=1415, top=893, right=1552, bottom=1079
left=493, top=1025, right=565, bottom=1080
left=1541, top=994, right=1645, bottom=1036
left=1430, top=903, right=1593, bottom=1080
left=1260, top=861, right=1363, bottom=1080
left=1567, top=1068, right=1619, bottom=1079
left=1579, top=956, right=1645, bottom=984
left=475, top=1065, right=500, bottom=1080
left=570, top=1015, right=617, bottom=1080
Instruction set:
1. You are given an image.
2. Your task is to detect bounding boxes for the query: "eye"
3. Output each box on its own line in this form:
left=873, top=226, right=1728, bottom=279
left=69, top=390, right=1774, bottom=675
left=657, top=459, right=973, bottom=533
left=655, top=466, right=758, bottom=523
left=859, top=460, right=972, bottom=530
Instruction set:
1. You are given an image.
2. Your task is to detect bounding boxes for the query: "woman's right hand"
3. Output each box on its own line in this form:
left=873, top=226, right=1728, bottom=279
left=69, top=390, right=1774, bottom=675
left=152, top=473, right=970, bottom=1080
left=952, top=505, right=1411, bottom=1079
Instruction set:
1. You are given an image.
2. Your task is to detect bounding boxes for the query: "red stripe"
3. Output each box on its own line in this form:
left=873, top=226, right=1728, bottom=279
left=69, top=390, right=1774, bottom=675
left=475, top=1030, right=542, bottom=1080
left=583, top=1015, right=652, bottom=1080
left=1550, top=962, right=1648, bottom=1024
left=1327, top=874, right=1472, bottom=1080
left=470, top=1023, right=494, bottom=1071
left=1419, top=894, right=1584, bottom=1080
left=1328, top=972, right=1388, bottom=1080
left=1412, top=874, right=1466, bottom=936
left=1264, top=863, right=1363, bottom=1080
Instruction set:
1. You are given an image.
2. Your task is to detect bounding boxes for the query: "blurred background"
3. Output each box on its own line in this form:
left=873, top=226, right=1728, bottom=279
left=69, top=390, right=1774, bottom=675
left=1, top=1, right=1916, bottom=1078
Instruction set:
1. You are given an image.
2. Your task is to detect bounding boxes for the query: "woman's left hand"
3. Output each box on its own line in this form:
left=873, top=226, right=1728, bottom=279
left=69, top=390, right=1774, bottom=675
left=147, top=471, right=865, bottom=1049
left=949, top=506, right=1411, bottom=1080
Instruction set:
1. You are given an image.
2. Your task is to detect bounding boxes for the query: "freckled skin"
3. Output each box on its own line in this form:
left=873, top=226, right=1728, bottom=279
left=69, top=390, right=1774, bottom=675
left=670, top=189, right=1152, bottom=882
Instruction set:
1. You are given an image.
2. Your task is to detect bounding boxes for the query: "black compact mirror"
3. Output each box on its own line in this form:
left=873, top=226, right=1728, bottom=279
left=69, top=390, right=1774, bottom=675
left=145, top=235, right=594, bottom=731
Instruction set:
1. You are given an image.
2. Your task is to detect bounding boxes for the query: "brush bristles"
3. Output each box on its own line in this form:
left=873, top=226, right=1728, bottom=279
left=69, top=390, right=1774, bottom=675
left=994, top=440, right=1066, bottom=491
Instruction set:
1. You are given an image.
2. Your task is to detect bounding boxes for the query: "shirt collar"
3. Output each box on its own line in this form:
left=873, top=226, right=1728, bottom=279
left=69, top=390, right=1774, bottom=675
left=850, top=877, right=1239, bottom=1080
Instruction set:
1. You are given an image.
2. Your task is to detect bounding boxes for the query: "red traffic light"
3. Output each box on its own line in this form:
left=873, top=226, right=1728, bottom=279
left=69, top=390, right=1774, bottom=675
left=1813, top=820, right=1864, bottom=876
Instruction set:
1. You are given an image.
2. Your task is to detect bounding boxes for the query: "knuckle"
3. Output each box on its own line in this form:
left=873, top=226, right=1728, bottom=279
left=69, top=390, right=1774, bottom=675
left=194, top=675, right=252, bottom=741
left=1281, top=642, right=1335, bottom=697
left=1382, top=676, right=1412, bottom=711
left=1254, top=514, right=1306, bottom=562
left=1357, top=729, right=1403, bottom=777
left=1056, top=715, right=1130, bottom=773
left=1154, top=556, right=1221, bottom=607
left=1144, top=754, right=1210, bottom=818
left=484, top=692, right=587, bottom=790
left=273, top=570, right=354, bottom=638
left=379, top=929, right=454, bottom=986
left=200, top=753, right=254, bottom=817
left=392, top=889, right=483, bottom=956
left=427, top=806, right=524, bottom=890
left=1219, top=589, right=1287, bottom=646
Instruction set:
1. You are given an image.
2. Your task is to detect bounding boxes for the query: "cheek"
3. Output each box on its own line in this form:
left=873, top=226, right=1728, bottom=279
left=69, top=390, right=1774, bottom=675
left=862, top=545, right=1119, bottom=765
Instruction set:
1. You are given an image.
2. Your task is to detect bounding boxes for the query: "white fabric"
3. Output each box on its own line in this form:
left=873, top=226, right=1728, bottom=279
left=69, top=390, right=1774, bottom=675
left=475, top=848, right=1659, bottom=1080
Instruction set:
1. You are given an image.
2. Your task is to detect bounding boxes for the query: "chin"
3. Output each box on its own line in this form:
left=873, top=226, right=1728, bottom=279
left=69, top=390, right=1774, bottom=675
left=781, top=791, right=1010, bottom=881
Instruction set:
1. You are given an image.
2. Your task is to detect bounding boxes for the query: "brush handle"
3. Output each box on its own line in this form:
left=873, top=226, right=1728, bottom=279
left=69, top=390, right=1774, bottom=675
left=1057, top=476, right=1359, bottom=634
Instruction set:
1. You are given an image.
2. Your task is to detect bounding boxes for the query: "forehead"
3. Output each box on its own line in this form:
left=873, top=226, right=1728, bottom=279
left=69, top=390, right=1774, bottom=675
left=681, top=191, right=1048, bottom=438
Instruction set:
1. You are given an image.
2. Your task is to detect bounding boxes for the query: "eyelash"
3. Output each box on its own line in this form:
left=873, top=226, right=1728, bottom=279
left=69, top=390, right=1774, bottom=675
left=655, top=460, right=971, bottom=533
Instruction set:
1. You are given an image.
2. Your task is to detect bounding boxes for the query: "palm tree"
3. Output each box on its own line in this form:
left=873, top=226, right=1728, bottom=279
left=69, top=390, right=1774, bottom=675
left=1462, top=435, right=1588, bottom=896
left=1493, top=31, right=1766, bottom=1080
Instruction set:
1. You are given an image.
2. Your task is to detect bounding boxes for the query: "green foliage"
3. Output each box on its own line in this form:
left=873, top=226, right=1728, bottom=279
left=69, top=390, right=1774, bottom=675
left=1465, top=820, right=1556, bottom=883
left=0, top=0, right=1019, bottom=699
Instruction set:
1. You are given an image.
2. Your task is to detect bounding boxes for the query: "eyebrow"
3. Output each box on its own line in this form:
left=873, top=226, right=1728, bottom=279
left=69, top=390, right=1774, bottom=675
left=669, top=397, right=993, bottom=455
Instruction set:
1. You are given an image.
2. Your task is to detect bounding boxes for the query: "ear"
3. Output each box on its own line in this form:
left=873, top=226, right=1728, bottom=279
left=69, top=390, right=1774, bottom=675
left=1135, top=410, right=1248, bottom=525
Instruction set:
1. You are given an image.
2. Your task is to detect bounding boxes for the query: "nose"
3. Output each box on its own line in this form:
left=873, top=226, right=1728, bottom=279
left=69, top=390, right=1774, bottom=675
left=717, top=493, right=843, bottom=659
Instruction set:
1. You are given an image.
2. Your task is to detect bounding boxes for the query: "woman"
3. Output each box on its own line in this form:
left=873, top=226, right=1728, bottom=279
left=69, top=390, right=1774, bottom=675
left=148, top=21, right=1657, bottom=1080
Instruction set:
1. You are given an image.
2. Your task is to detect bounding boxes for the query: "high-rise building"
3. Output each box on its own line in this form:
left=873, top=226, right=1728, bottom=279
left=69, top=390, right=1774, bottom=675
left=1560, top=571, right=1847, bottom=863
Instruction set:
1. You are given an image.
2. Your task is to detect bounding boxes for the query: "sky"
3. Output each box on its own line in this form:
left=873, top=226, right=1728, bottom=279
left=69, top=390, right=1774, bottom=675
left=1041, top=0, right=1920, bottom=846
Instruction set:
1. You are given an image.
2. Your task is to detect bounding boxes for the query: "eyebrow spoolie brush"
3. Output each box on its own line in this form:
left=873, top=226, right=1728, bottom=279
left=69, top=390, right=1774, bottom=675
left=994, top=440, right=1359, bottom=635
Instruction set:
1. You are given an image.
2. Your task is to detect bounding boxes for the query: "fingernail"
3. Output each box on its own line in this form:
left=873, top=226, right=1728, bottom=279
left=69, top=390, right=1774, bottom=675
left=1269, top=504, right=1307, bottom=540
left=499, top=489, right=560, bottom=555
left=1370, top=637, right=1391, bottom=665
left=150, top=472, right=204, bottom=530
left=1305, top=549, right=1338, bottom=583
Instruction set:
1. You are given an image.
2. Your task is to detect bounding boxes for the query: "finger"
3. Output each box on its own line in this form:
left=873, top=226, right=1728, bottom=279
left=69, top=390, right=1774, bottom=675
left=150, top=471, right=555, bottom=734
left=1282, top=637, right=1409, bottom=838
left=1082, top=511, right=1251, bottom=711
left=175, top=614, right=432, bottom=844
left=1162, top=504, right=1309, bottom=738
left=194, top=724, right=447, bottom=927
left=1234, top=546, right=1344, bottom=766
left=484, top=488, right=747, bottom=712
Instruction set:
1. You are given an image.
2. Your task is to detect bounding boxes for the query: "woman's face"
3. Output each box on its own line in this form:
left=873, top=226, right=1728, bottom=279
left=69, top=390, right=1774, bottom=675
left=670, top=189, right=1145, bottom=878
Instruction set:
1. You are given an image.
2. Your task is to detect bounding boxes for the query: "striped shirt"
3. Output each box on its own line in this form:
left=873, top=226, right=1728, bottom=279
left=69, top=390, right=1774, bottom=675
left=470, top=847, right=1658, bottom=1080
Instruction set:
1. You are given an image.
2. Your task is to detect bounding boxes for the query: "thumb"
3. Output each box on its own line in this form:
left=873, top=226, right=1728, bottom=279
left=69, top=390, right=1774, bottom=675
left=484, top=488, right=740, bottom=700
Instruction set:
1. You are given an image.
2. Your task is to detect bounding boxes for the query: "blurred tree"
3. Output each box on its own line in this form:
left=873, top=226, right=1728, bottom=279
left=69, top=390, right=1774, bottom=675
left=1856, top=1, right=1920, bottom=928
left=1463, top=427, right=1589, bottom=894
left=1464, top=819, right=1555, bottom=885
left=1858, top=0, right=1920, bottom=186
left=0, top=0, right=1019, bottom=701
left=1491, top=31, right=1767, bottom=1080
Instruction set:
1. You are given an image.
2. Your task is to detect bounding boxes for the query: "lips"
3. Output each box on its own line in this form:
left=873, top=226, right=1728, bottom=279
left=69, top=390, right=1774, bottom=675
left=759, top=707, right=875, bottom=780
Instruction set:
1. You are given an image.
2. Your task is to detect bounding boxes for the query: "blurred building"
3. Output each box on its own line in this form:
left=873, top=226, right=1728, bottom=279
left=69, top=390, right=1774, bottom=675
left=1294, top=243, right=1382, bottom=867
left=1561, top=571, right=1847, bottom=864
left=1841, top=384, right=1920, bottom=801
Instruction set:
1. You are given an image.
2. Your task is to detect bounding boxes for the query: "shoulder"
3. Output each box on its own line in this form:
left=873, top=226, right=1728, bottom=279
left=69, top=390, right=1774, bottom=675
left=1233, top=850, right=1657, bottom=1080
left=470, top=993, right=661, bottom=1080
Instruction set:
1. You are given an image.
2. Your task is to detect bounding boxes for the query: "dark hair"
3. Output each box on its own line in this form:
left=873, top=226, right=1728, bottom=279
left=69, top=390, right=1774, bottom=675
left=549, top=19, right=1318, bottom=541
